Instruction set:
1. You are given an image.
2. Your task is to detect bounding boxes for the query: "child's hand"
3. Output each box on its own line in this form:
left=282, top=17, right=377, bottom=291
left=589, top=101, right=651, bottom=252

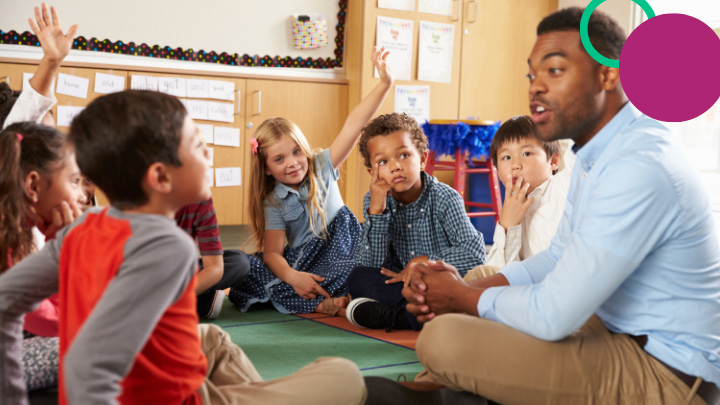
left=288, top=270, right=330, bottom=300
left=28, top=3, right=78, bottom=64
left=371, top=46, right=393, bottom=86
left=368, top=163, right=392, bottom=215
left=498, top=175, right=535, bottom=231
left=38, top=201, right=82, bottom=241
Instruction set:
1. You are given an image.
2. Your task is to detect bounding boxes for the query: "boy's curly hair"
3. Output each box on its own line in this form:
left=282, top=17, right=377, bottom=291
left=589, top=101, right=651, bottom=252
left=359, top=113, right=428, bottom=167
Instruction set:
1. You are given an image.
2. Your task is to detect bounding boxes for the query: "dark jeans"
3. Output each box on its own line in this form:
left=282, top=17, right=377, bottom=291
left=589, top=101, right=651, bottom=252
left=197, top=249, right=250, bottom=315
left=347, top=266, right=422, bottom=331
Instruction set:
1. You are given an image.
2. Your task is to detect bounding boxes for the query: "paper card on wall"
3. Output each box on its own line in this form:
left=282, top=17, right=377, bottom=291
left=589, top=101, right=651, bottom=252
left=215, top=167, right=242, bottom=187
left=206, top=168, right=214, bottom=187
left=208, top=80, right=235, bottom=101
left=185, top=99, right=209, bottom=120
left=196, top=124, right=214, bottom=144
left=214, top=126, right=240, bottom=147
left=379, top=0, right=414, bottom=11
left=418, top=0, right=452, bottom=15
left=395, top=85, right=430, bottom=124
left=187, top=79, right=209, bottom=99
left=130, top=75, right=158, bottom=91
left=56, top=105, right=85, bottom=127
left=56, top=73, right=89, bottom=99
left=158, top=77, right=187, bottom=98
left=418, top=21, right=455, bottom=83
left=376, top=17, right=413, bottom=81
left=94, top=72, right=126, bottom=94
left=207, top=147, right=214, bottom=167
left=23, top=72, right=54, bottom=92
left=207, top=101, right=235, bottom=123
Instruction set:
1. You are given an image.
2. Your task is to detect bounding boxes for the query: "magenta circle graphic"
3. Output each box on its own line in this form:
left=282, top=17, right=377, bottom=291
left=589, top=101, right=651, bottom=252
left=620, top=14, right=720, bottom=122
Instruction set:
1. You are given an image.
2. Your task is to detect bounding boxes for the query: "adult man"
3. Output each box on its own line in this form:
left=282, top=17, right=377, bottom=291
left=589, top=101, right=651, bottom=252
left=401, top=7, right=720, bottom=404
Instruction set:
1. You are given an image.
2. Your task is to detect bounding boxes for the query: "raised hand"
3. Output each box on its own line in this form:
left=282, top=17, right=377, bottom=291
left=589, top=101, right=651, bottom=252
left=28, top=3, right=78, bottom=64
left=371, top=46, right=393, bottom=85
left=368, top=162, right=392, bottom=215
left=498, top=175, right=535, bottom=231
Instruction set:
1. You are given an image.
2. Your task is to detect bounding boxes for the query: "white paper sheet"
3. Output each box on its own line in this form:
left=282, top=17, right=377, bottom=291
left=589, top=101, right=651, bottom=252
left=94, top=72, right=126, bottom=94
left=206, top=168, right=214, bottom=187
left=158, top=77, right=187, bottom=98
left=376, top=17, right=414, bottom=81
left=214, top=126, right=240, bottom=147
left=187, top=79, right=209, bottom=99
left=215, top=167, right=242, bottom=187
left=56, top=105, right=85, bottom=127
left=208, top=80, right=235, bottom=101
left=130, top=75, right=158, bottom=91
left=185, top=99, right=209, bottom=120
left=394, top=85, right=430, bottom=124
left=418, top=0, right=452, bottom=15
left=196, top=124, right=214, bottom=144
left=379, top=0, right=414, bottom=11
left=418, top=21, right=455, bottom=83
left=56, top=73, right=89, bottom=99
left=207, top=101, right=235, bottom=123
left=207, top=147, right=214, bottom=167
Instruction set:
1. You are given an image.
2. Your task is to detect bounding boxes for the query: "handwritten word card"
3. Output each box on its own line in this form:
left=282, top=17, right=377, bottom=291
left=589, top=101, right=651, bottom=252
left=94, top=73, right=126, bottom=94
left=158, top=77, right=187, bottom=98
left=206, top=168, right=214, bottom=187
left=187, top=79, right=209, bottom=98
left=185, top=99, right=209, bottom=120
left=376, top=17, right=413, bottom=81
left=379, top=0, right=414, bottom=11
left=56, top=105, right=85, bottom=127
left=214, top=126, right=240, bottom=147
left=208, top=101, right=235, bottom=123
left=418, top=21, right=455, bottom=83
left=196, top=124, right=214, bottom=144
left=208, top=80, right=235, bottom=101
left=130, top=75, right=158, bottom=91
left=207, top=147, right=214, bottom=167
left=56, top=73, right=89, bottom=99
left=395, top=85, right=430, bottom=124
left=215, top=167, right=242, bottom=187
left=418, top=0, right=452, bottom=16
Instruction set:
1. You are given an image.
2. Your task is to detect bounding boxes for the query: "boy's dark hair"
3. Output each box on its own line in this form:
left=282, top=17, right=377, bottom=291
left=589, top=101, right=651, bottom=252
left=490, top=116, right=560, bottom=174
left=537, top=7, right=626, bottom=62
left=359, top=113, right=428, bottom=167
left=0, top=82, right=22, bottom=127
left=69, top=90, right=186, bottom=208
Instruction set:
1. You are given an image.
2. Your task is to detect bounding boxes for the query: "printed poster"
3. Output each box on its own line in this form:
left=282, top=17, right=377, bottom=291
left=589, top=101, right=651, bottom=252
left=418, top=21, right=455, bottom=83
left=394, top=85, right=430, bottom=124
left=378, top=0, right=414, bottom=11
left=376, top=17, right=414, bottom=81
left=418, top=0, right=452, bottom=16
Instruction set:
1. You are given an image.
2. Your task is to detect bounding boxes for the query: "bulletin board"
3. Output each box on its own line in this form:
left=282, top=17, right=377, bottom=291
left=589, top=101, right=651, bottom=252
left=0, top=0, right=347, bottom=69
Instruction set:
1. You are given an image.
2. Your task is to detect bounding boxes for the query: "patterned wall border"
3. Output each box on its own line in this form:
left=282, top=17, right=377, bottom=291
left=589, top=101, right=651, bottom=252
left=0, top=0, right=346, bottom=69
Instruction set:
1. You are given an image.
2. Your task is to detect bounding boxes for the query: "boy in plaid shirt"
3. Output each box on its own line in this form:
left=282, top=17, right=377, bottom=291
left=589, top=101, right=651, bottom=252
left=346, top=113, right=486, bottom=331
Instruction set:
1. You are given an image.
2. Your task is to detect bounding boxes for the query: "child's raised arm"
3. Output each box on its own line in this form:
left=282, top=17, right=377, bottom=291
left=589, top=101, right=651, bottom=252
left=28, top=3, right=78, bottom=98
left=329, top=47, right=393, bottom=169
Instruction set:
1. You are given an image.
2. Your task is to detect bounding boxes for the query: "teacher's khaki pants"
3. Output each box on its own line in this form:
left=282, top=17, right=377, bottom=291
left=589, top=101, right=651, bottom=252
left=197, top=324, right=366, bottom=405
left=415, top=314, right=706, bottom=404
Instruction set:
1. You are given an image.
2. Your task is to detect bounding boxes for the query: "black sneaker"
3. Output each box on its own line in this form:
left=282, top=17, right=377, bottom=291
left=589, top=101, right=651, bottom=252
left=198, top=290, right=226, bottom=320
left=346, top=298, right=410, bottom=331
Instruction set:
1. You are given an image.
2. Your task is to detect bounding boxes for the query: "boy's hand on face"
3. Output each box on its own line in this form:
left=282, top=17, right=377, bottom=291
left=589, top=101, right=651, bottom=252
left=29, top=3, right=78, bottom=64
left=498, top=174, right=535, bottom=231
left=368, top=163, right=392, bottom=215
left=371, top=46, right=394, bottom=86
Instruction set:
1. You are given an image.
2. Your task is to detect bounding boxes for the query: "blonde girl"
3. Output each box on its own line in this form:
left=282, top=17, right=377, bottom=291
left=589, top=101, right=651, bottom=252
left=230, top=47, right=393, bottom=316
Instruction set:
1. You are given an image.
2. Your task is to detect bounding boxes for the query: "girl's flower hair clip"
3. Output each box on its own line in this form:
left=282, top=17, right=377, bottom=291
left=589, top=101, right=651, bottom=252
left=250, top=137, right=259, bottom=154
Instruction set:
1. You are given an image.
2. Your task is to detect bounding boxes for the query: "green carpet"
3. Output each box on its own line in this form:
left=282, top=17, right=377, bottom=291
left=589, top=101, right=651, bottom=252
left=202, top=299, right=423, bottom=381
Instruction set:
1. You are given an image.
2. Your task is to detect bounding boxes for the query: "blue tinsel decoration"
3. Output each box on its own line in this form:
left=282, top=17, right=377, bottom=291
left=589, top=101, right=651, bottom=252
left=422, top=121, right=500, bottom=161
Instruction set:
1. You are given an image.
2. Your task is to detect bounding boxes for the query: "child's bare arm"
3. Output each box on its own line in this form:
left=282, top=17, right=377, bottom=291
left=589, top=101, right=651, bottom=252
left=329, top=47, right=393, bottom=169
left=263, top=230, right=329, bottom=300
left=28, top=3, right=78, bottom=98
left=195, top=254, right=223, bottom=294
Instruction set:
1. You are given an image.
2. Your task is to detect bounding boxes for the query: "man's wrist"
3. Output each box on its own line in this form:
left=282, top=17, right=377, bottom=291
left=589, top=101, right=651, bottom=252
left=451, top=283, right=483, bottom=316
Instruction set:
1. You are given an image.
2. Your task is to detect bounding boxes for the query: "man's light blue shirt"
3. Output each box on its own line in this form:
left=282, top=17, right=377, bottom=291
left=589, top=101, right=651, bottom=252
left=477, top=103, right=720, bottom=387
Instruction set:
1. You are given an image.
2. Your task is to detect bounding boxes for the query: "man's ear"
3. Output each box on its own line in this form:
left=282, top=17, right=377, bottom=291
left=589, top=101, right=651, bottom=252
left=420, top=150, right=430, bottom=170
left=599, top=65, right=621, bottom=91
left=24, top=171, right=42, bottom=204
left=549, top=152, right=560, bottom=171
left=145, top=162, right=172, bottom=194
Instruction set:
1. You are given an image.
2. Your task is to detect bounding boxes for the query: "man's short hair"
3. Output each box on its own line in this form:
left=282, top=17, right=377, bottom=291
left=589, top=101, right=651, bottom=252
left=359, top=113, right=428, bottom=168
left=537, top=6, right=627, bottom=62
left=490, top=115, right=560, bottom=173
left=69, top=90, right=186, bottom=208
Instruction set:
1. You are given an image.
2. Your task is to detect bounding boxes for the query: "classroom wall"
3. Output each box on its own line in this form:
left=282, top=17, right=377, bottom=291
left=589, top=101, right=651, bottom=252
left=557, top=0, right=634, bottom=35
left=0, top=0, right=341, bottom=62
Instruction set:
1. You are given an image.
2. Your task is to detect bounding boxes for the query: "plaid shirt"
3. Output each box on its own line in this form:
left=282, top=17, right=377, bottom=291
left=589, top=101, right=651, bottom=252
left=357, top=172, right=486, bottom=275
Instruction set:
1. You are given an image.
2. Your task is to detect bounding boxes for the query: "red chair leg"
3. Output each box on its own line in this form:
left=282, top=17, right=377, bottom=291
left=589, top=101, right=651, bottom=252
left=488, top=159, right=502, bottom=222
